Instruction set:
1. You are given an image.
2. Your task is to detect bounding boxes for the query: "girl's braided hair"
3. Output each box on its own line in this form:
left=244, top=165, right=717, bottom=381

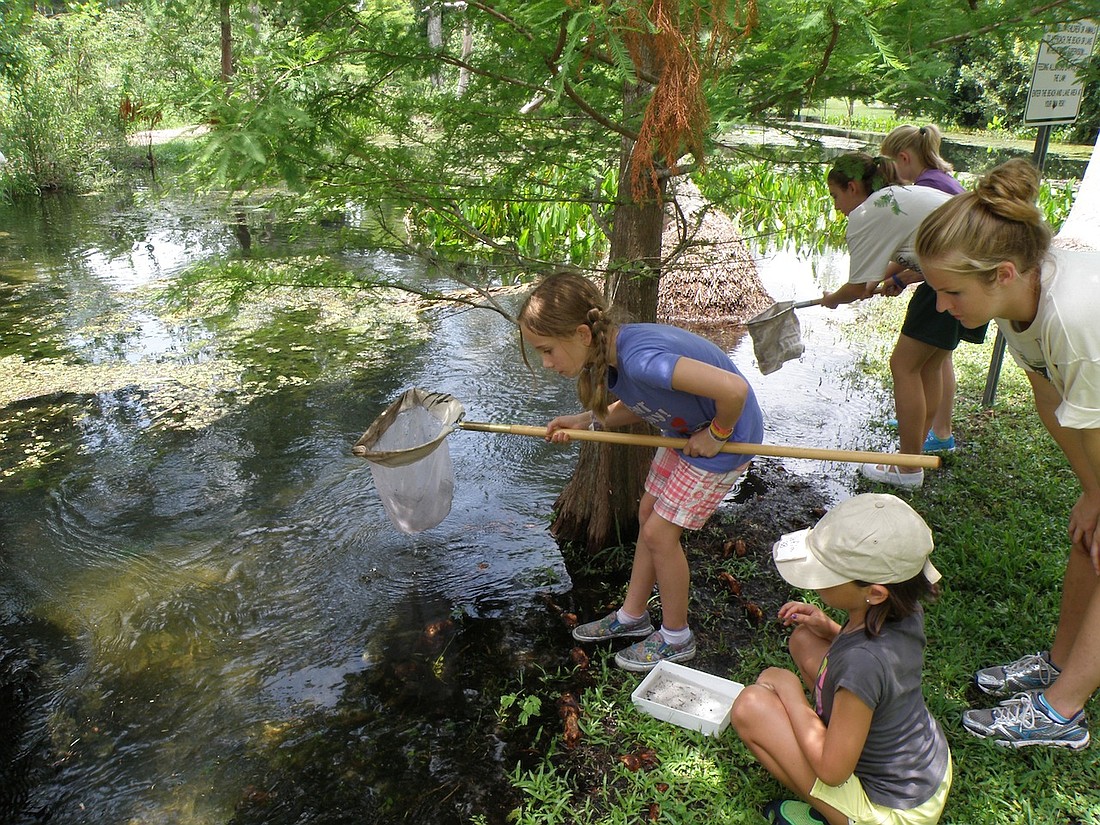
left=517, top=271, right=623, bottom=417
left=915, top=158, right=1051, bottom=283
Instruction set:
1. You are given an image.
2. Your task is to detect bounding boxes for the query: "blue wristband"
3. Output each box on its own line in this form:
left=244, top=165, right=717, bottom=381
left=891, top=273, right=904, bottom=290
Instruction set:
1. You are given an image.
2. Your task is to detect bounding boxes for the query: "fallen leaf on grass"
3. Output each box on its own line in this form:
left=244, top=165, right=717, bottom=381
left=618, top=747, right=659, bottom=771
left=718, top=571, right=742, bottom=596
left=559, top=692, right=582, bottom=748
left=569, top=647, right=590, bottom=669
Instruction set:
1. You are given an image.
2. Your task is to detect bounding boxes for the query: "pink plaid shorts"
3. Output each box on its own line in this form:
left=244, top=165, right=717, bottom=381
left=645, top=448, right=749, bottom=530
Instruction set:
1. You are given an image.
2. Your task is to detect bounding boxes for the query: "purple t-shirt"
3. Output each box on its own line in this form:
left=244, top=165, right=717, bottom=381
left=914, top=168, right=965, bottom=195
left=608, top=324, right=764, bottom=472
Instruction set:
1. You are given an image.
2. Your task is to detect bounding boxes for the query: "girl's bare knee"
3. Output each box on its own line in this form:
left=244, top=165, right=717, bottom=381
left=638, top=519, right=683, bottom=558
left=731, top=685, right=770, bottom=733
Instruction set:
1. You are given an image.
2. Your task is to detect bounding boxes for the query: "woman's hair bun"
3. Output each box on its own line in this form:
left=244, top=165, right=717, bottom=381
left=975, top=158, right=1042, bottom=225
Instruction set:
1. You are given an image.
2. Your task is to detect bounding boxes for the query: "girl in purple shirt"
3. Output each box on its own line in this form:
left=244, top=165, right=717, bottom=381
left=518, top=271, right=763, bottom=671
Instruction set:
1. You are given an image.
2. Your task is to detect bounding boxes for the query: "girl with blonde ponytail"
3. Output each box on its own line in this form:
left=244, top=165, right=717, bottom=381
left=918, top=158, right=1099, bottom=750
left=518, top=271, right=764, bottom=671
left=881, top=124, right=961, bottom=194
left=880, top=124, right=981, bottom=457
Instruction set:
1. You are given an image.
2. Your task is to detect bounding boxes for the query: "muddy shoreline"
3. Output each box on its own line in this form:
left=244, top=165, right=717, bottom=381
left=532, top=460, right=829, bottom=816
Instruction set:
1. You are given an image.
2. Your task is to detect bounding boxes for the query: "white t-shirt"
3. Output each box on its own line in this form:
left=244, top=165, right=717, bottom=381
left=999, top=247, right=1100, bottom=429
left=845, top=185, right=953, bottom=285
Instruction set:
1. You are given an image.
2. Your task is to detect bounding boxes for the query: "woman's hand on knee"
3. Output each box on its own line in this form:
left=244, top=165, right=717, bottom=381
left=1069, top=490, right=1100, bottom=573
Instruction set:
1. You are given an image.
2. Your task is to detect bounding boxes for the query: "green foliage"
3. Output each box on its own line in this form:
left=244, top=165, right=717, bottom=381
left=696, top=156, right=1079, bottom=257
left=0, top=6, right=117, bottom=191
left=509, top=673, right=757, bottom=825
left=0, top=0, right=33, bottom=85
left=404, top=164, right=615, bottom=269
left=798, top=100, right=902, bottom=132
left=931, top=37, right=1035, bottom=132
left=1040, top=177, right=1078, bottom=231
left=695, top=160, right=842, bottom=255
left=499, top=693, right=544, bottom=727
left=0, top=0, right=216, bottom=195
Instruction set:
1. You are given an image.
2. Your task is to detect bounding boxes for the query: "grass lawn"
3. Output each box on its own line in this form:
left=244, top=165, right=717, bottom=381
left=843, top=294, right=1100, bottom=825
left=499, top=294, right=1100, bottom=825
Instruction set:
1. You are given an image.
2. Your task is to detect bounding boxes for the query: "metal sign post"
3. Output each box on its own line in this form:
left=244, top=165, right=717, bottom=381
left=980, top=21, right=1097, bottom=408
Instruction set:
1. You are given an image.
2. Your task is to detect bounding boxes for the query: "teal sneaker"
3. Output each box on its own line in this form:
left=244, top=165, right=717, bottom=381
left=762, top=799, right=827, bottom=825
left=613, top=629, right=696, bottom=672
left=572, top=610, right=654, bottom=643
left=885, top=421, right=956, bottom=452
left=923, top=431, right=956, bottom=452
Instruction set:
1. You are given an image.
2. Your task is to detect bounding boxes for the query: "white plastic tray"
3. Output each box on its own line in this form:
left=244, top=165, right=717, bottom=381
left=630, top=660, right=744, bottom=737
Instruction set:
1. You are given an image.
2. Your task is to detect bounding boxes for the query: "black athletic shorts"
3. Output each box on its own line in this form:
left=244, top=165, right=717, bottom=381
left=900, top=282, right=988, bottom=350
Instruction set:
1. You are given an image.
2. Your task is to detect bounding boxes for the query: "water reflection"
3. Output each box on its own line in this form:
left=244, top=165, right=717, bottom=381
left=0, top=192, right=887, bottom=823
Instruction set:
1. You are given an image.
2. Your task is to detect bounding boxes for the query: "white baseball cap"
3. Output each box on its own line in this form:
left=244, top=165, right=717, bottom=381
left=772, top=493, right=940, bottom=589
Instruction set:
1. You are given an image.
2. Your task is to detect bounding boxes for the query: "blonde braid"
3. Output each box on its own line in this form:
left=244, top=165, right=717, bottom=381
left=580, top=306, right=614, bottom=417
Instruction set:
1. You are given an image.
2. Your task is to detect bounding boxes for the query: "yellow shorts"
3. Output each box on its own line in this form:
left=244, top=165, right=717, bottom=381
left=810, top=756, right=952, bottom=825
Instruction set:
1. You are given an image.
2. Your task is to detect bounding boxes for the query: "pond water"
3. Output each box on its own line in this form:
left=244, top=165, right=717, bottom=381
left=0, top=190, right=886, bottom=823
left=721, top=123, right=1090, bottom=179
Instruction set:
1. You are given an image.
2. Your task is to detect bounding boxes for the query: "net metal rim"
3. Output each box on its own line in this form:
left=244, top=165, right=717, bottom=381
left=352, top=387, right=466, bottom=468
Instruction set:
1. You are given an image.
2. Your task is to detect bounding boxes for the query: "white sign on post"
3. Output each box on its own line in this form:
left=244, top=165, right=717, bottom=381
left=1024, top=20, right=1098, bottom=126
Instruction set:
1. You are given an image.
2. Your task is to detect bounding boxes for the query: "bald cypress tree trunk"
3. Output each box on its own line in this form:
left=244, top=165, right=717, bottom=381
left=551, top=80, right=663, bottom=551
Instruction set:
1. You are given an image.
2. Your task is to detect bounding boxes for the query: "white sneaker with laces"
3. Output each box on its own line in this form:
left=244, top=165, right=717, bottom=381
left=962, top=692, right=1090, bottom=749
left=860, top=463, right=924, bottom=489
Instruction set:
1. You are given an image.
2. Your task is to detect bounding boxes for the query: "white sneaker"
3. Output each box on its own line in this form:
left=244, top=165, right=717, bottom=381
left=860, top=463, right=924, bottom=489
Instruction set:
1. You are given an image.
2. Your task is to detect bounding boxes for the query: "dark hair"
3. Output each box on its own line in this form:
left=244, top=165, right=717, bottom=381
left=854, top=572, right=940, bottom=638
left=827, top=152, right=901, bottom=196
left=516, top=271, right=623, bottom=416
